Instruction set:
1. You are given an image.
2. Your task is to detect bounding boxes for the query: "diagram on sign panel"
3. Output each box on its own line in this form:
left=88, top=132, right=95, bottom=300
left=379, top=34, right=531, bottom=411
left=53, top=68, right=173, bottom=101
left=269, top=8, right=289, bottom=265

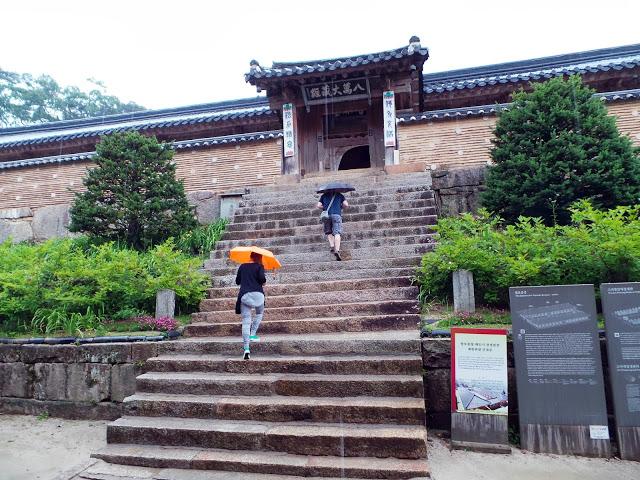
left=613, top=306, right=640, bottom=326
left=517, top=302, right=590, bottom=330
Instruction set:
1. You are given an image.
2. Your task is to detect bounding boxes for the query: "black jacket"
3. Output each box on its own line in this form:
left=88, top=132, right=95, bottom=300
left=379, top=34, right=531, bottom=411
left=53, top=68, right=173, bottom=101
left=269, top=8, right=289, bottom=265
left=235, top=262, right=266, bottom=314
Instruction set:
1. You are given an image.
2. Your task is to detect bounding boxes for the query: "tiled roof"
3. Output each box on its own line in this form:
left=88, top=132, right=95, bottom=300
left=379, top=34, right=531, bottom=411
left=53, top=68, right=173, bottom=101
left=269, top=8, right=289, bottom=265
left=245, top=43, right=429, bottom=82
left=423, top=44, right=640, bottom=94
left=398, top=88, right=640, bottom=124
left=0, top=97, right=273, bottom=150
left=0, top=130, right=283, bottom=170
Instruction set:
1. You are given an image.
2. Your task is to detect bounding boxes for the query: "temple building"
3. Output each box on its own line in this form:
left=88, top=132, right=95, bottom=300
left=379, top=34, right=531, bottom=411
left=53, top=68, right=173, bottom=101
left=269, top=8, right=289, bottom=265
left=0, top=37, right=639, bottom=241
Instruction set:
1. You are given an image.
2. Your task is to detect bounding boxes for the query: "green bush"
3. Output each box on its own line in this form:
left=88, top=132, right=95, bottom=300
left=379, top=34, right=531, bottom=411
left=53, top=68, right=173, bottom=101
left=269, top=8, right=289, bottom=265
left=416, top=201, right=640, bottom=307
left=0, top=238, right=209, bottom=335
left=176, top=219, right=228, bottom=257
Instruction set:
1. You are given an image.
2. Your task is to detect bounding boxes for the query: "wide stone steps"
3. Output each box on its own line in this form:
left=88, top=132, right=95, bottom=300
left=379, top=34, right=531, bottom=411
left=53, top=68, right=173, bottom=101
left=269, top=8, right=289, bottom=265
left=211, top=266, right=415, bottom=287
left=92, top=444, right=430, bottom=479
left=200, top=286, right=418, bottom=311
left=106, top=416, right=427, bottom=459
left=192, top=299, right=419, bottom=323
left=228, top=207, right=436, bottom=232
left=186, top=314, right=420, bottom=337
left=207, top=276, right=413, bottom=298
left=220, top=215, right=437, bottom=241
left=136, top=371, right=423, bottom=398
left=213, top=226, right=436, bottom=252
left=239, top=185, right=433, bottom=207
left=144, top=354, right=422, bottom=375
left=123, top=392, right=426, bottom=425
left=162, top=331, right=421, bottom=356
left=233, top=199, right=435, bottom=222
left=206, top=255, right=422, bottom=278
left=207, top=245, right=430, bottom=269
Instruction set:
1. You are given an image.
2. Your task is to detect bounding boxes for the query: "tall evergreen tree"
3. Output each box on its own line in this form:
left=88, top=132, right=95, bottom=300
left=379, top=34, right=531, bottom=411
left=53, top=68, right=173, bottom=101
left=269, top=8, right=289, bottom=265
left=481, top=75, right=640, bottom=224
left=69, top=132, right=197, bottom=250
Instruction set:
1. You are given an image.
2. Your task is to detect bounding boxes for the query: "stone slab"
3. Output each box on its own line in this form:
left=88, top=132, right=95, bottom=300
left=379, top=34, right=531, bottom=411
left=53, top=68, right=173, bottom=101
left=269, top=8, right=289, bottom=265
left=156, top=289, right=175, bottom=319
left=0, top=207, right=32, bottom=219
left=66, top=363, right=111, bottom=402
left=0, top=219, right=33, bottom=243
left=32, top=203, right=72, bottom=240
left=34, top=362, right=67, bottom=400
left=111, top=364, right=140, bottom=402
left=0, top=396, right=122, bottom=420
left=0, top=362, right=32, bottom=398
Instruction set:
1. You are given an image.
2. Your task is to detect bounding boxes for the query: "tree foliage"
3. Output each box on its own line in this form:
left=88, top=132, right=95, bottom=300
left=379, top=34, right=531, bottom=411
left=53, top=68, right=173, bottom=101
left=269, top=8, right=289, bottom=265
left=481, top=75, right=640, bottom=224
left=69, top=132, right=197, bottom=250
left=0, top=69, right=144, bottom=127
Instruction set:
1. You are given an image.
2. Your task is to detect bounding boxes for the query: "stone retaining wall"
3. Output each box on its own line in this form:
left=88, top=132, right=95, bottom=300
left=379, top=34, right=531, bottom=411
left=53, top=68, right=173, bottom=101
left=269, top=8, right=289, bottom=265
left=430, top=166, right=486, bottom=217
left=0, top=342, right=161, bottom=420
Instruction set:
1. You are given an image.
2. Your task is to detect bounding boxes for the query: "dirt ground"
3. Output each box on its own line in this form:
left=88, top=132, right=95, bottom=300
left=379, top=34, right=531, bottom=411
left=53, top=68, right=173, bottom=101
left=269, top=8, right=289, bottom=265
left=1, top=414, right=639, bottom=480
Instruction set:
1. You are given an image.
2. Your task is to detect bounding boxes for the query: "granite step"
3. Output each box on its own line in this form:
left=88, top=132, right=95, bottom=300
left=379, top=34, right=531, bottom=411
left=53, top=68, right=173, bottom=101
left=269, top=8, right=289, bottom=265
left=207, top=276, right=413, bottom=298
left=199, top=286, right=419, bottom=311
left=161, top=331, right=420, bottom=356
left=206, top=255, right=422, bottom=278
left=144, top=353, right=422, bottom=375
left=242, top=181, right=433, bottom=200
left=92, top=444, right=430, bottom=479
left=239, top=186, right=434, bottom=207
left=219, top=215, right=437, bottom=241
left=123, top=393, right=426, bottom=425
left=214, top=226, right=436, bottom=251
left=233, top=199, right=436, bottom=222
left=106, top=416, right=427, bottom=459
left=206, top=245, right=431, bottom=268
left=191, top=299, right=419, bottom=323
left=228, top=207, right=435, bottom=231
left=185, top=314, right=420, bottom=337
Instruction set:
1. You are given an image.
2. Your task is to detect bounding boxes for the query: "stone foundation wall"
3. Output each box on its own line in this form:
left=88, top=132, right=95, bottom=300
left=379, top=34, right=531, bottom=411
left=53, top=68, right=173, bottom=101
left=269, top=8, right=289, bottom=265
left=0, top=342, right=161, bottom=420
left=430, top=166, right=487, bottom=217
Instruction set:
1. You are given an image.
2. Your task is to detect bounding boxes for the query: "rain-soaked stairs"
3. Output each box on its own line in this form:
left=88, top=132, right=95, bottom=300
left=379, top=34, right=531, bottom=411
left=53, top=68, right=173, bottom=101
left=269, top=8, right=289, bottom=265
left=88, top=168, right=437, bottom=479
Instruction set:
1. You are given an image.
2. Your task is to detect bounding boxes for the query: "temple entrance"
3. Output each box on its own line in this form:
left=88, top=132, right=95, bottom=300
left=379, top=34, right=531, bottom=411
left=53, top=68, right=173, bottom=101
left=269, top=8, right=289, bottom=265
left=338, top=145, right=371, bottom=170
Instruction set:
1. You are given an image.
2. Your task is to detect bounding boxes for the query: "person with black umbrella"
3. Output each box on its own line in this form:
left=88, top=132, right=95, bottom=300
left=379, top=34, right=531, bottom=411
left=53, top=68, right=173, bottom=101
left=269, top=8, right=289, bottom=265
left=316, top=182, right=354, bottom=261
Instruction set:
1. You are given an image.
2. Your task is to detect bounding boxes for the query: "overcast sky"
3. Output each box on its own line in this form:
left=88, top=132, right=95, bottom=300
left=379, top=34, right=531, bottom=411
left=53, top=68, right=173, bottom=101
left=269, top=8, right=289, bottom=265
left=2, top=0, right=639, bottom=110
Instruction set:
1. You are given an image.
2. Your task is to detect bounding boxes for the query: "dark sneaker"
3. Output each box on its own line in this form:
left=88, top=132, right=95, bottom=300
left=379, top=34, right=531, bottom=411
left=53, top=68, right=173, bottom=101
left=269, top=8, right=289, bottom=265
left=334, top=251, right=342, bottom=261
left=330, top=247, right=335, bottom=253
left=243, top=350, right=250, bottom=360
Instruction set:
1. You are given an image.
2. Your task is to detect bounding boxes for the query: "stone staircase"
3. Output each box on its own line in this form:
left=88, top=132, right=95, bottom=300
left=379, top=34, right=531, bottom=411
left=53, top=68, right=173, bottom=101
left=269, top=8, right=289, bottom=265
left=90, top=169, right=436, bottom=479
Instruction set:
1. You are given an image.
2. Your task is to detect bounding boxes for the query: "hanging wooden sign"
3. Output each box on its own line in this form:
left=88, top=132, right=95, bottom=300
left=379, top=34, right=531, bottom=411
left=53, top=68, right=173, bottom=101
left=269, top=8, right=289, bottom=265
left=383, top=91, right=396, bottom=148
left=282, top=103, right=295, bottom=158
left=301, top=78, right=370, bottom=106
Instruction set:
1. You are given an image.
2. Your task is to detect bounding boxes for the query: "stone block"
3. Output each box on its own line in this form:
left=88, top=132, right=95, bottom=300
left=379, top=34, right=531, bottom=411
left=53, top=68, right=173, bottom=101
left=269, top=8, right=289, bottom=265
left=31, top=203, right=72, bottom=240
left=65, top=363, right=110, bottom=402
left=432, top=166, right=486, bottom=190
left=0, top=345, right=22, bottom=362
left=187, top=190, right=220, bottom=224
left=0, top=219, right=33, bottom=243
left=33, top=363, right=67, bottom=400
left=156, top=289, right=175, bottom=319
left=0, top=207, right=32, bottom=219
left=20, top=344, right=77, bottom=364
left=131, top=342, right=158, bottom=362
left=424, top=368, right=451, bottom=413
left=0, top=362, right=32, bottom=398
left=110, top=364, right=140, bottom=402
left=77, top=344, right=131, bottom=364
left=0, top=397, right=123, bottom=420
left=421, top=338, right=451, bottom=368
left=453, top=269, right=475, bottom=313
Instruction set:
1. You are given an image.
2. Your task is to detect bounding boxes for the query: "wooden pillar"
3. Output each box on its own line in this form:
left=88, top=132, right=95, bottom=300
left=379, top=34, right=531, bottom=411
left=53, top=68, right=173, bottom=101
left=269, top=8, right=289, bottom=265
left=282, top=102, right=299, bottom=175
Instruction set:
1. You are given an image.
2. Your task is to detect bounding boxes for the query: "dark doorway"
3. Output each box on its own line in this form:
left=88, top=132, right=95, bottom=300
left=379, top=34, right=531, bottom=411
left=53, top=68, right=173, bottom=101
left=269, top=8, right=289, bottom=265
left=339, top=146, right=370, bottom=170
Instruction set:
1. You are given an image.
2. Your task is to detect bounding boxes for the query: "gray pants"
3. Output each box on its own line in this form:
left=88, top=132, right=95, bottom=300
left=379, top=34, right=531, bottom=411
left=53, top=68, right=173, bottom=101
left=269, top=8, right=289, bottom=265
left=241, top=292, right=264, bottom=350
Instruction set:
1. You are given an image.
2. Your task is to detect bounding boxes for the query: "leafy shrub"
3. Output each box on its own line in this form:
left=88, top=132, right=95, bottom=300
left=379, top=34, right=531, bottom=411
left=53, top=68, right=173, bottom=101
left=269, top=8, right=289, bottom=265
left=416, top=201, right=640, bottom=307
left=0, top=238, right=209, bottom=334
left=176, top=219, right=228, bottom=257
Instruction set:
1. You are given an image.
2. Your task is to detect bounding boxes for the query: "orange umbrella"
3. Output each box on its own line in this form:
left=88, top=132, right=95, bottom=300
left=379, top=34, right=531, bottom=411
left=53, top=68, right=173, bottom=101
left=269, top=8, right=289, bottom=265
left=229, top=246, right=282, bottom=270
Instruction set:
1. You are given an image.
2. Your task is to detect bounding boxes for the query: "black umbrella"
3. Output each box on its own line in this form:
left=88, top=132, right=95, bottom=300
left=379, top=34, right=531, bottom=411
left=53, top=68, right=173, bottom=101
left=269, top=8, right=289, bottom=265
left=316, top=181, right=356, bottom=194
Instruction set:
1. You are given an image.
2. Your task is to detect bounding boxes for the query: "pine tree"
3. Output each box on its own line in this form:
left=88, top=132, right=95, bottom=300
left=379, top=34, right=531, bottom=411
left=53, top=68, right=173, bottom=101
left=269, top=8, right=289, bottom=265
left=69, top=132, right=197, bottom=250
left=481, top=75, right=640, bottom=224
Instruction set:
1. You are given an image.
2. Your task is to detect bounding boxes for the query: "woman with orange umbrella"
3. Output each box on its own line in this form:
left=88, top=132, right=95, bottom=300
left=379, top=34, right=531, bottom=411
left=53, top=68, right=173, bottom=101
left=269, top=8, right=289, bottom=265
left=231, top=246, right=281, bottom=360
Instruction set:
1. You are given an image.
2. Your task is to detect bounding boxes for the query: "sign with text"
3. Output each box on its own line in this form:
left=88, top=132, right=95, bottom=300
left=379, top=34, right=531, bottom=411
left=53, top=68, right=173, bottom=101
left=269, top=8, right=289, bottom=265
left=301, top=78, right=370, bottom=106
left=601, top=283, right=640, bottom=434
left=282, top=103, right=295, bottom=157
left=451, top=328, right=509, bottom=415
left=383, top=91, right=396, bottom=148
left=509, top=284, right=608, bottom=429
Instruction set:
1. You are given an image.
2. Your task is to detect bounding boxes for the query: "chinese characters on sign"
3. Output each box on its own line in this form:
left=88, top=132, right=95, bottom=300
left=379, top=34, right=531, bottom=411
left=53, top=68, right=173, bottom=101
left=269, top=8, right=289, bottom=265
left=451, top=328, right=508, bottom=415
left=302, top=78, right=370, bottom=106
left=282, top=103, right=295, bottom=158
left=383, top=91, right=396, bottom=148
